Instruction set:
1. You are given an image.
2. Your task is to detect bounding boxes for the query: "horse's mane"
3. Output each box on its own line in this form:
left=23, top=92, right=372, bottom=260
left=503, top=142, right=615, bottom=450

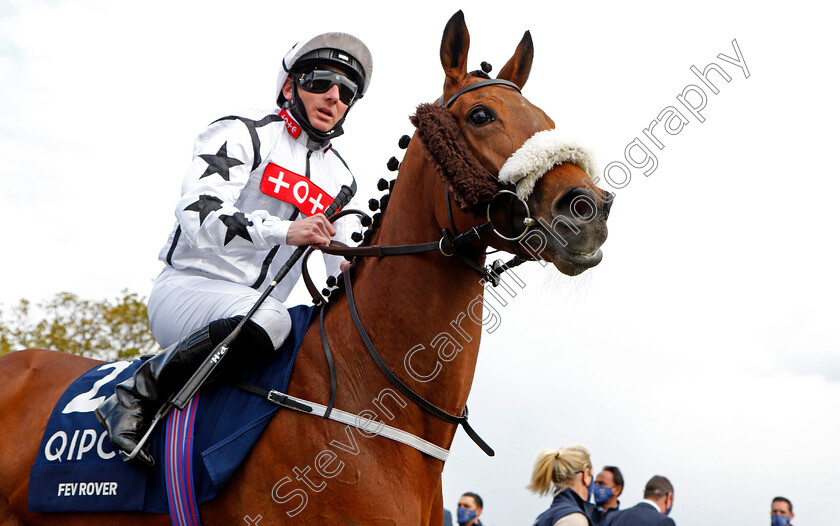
left=349, top=98, right=502, bottom=249
left=410, top=103, right=500, bottom=210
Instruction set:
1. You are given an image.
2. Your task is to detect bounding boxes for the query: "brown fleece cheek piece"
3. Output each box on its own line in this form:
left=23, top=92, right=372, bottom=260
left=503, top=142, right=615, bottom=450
left=410, top=103, right=500, bottom=210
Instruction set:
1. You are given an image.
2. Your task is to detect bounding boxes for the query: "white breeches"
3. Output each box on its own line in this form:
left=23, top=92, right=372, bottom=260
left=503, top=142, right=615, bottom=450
left=147, top=267, right=291, bottom=349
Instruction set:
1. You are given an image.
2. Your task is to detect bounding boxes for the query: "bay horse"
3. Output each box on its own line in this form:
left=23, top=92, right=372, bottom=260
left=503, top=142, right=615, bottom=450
left=0, top=11, right=611, bottom=526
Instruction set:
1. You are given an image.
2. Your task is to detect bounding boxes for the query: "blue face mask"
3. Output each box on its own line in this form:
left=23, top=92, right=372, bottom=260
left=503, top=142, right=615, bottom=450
left=771, top=515, right=791, bottom=526
left=592, top=485, right=614, bottom=505
left=457, top=508, right=477, bottom=525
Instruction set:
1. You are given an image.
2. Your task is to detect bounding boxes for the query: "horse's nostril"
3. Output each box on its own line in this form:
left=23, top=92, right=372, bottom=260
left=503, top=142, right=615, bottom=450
left=573, top=197, right=593, bottom=218
left=552, top=187, right=598, bottom=222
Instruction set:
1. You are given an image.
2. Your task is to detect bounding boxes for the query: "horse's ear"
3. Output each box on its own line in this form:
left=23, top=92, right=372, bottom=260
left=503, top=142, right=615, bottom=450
left=496, top=31, right=533, bottom=89
left=440, top=11, right=469, bottom=92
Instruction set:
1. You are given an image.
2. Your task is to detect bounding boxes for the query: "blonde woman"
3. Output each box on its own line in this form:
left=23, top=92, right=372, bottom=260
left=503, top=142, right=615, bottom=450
left=528, top=446, right=597, bottom=526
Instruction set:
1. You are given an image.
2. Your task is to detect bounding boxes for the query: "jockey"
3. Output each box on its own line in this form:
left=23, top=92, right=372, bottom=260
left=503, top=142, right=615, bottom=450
left=95, top=32, right=373, bottom=466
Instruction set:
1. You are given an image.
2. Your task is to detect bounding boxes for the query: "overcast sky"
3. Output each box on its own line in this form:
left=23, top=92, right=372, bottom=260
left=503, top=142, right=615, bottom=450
left=2, top=1, right=838, bottom=524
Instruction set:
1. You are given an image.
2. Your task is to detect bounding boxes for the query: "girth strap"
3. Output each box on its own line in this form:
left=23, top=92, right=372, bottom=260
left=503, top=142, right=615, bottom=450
left=232, top=380, right=450, bottom=461
left=232, top=380, right=313, bottom=413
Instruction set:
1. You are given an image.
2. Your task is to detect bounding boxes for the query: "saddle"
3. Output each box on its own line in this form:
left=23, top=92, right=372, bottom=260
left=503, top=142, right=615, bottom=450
left=28, top=305, right=317, bottom=514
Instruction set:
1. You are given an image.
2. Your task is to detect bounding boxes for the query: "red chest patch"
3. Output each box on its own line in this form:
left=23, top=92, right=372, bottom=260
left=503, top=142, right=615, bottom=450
left=260, top=162, right=334, bottom=216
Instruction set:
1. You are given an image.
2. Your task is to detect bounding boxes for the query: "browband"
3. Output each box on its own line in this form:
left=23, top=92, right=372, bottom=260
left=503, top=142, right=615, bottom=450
left=441, top=78, right=522, bottom=107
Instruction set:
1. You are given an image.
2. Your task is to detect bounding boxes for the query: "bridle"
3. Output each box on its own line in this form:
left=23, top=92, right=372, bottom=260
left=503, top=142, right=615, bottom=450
left=441, top=77, right=540, bottom=270
left=440, top=77, right=522, bottom=108
left=294, top=77, right=545, bottom=458
left=308, top=77, right=543, bottom=288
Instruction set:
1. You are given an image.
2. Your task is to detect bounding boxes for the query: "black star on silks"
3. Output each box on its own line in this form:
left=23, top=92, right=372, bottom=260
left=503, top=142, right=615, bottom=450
left=198, top=142, right=244, bottom=181
left=184, top=194, right=223, bottom=225
left=219, top=212, right=253, bottom=245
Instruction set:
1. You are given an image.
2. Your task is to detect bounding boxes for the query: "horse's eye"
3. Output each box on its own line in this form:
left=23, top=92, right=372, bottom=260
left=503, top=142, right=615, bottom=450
left=468, top=107, right=495, bottom=126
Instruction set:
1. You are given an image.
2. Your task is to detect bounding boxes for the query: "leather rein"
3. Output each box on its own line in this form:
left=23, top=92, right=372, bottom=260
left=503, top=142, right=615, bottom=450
left=291, top=79, right=544, bottom=458
left=307, top=78, right=539, bottom=294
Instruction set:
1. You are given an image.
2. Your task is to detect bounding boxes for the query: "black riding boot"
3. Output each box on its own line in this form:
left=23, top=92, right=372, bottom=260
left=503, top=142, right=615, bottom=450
left=95, top=317, right=275, bottom=467
left=95, top=326, right=214, bottom=467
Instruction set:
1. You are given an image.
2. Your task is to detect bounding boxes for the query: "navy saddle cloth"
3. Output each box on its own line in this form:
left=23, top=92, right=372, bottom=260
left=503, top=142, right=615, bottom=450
left=28, top=305, right=317, bottom=513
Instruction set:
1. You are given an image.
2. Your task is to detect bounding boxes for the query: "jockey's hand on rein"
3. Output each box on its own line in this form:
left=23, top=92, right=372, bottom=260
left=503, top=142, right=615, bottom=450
left=286, top=213, right=336, bottom=247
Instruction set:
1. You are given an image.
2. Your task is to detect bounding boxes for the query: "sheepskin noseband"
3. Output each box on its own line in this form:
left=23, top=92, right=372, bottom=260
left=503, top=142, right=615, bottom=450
left=499, top=130, right=597, bottom=201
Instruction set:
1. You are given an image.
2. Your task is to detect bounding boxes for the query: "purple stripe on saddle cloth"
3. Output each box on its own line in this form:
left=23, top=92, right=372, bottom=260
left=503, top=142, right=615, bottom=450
left=166, top=392, right=202, bottom=526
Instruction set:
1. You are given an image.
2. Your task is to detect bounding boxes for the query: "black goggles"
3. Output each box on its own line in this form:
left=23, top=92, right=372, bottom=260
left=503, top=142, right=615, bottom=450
left=296, top=69, right=359, bottom=105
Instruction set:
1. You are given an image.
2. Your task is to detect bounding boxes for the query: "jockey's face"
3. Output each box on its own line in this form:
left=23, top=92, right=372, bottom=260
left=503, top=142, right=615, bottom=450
left=283, top=70, right=349, bottom=133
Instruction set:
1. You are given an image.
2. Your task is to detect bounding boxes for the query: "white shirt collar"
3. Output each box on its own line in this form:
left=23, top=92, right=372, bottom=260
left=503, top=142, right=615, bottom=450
left=641, top=499, right=662, bottom=513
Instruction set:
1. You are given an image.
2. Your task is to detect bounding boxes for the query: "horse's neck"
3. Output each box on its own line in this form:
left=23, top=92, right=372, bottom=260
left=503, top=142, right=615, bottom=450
left=351, top=247, right=485, bottom=411
left=347, top=158, right=488, bottom=424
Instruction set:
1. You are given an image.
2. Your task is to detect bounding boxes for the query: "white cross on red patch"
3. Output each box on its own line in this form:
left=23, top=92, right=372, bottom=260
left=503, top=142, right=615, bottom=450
left=260, top=162, right=334, bottom=216
left=278, top=108, right=301, bottom=139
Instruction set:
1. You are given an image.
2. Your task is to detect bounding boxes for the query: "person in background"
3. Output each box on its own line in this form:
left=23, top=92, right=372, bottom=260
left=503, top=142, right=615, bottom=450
left=529, top=446, right=598, bottom=526
left=457, top=492, right=485, bottom=526
left=606, top=475, right=675, bottom=526
left=444, top=507, right=453, bottom=526
left=593, top=466, right=623, bottom=524
left=771, top=497, right=794, bottom=526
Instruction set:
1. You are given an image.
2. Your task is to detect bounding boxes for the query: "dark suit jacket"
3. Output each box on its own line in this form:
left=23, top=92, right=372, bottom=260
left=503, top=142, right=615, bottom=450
left=605, top=502, right=675, bottom=526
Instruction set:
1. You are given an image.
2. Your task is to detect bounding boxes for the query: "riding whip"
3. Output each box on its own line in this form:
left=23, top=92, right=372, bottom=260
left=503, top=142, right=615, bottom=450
left=173, top=182, right=355, bottom=408
left=122, top=183, right=356, bottom=462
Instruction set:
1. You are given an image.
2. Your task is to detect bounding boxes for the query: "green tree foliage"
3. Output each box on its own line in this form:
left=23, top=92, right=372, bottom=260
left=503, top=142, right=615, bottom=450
left=0, top=290, right=157, bottom=361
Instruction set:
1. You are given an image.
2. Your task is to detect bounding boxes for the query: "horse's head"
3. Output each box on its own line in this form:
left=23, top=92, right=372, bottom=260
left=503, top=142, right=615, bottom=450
left=406, top=11, right=612, bottom=277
